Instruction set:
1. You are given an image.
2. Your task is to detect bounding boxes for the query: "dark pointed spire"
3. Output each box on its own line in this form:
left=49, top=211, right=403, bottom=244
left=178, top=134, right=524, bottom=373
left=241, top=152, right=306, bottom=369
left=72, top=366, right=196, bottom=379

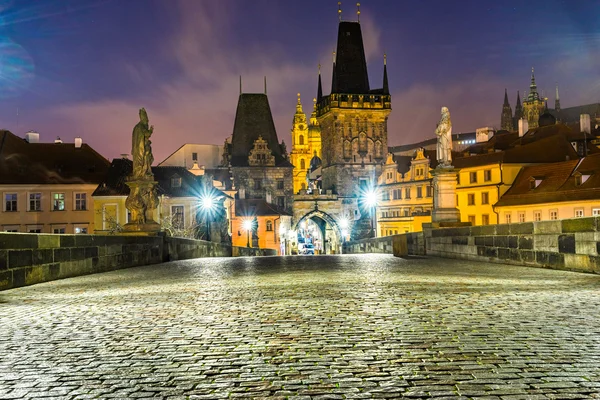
left=555, top=84, right=561, bottom=112
left=516, top=90, right=522, bottom=108
left=528, top=67, right=539, bottom=101
left=513, top=91, right=523, bottom=130
left=382, top=53, right=389, bottom=95
left=501, top=89, right=513, bottom=131
left=317, top=64, right=323, bottom=102
left=331, top=51, right=337, bottom=93
left=331, top=21, right=369, bottom=94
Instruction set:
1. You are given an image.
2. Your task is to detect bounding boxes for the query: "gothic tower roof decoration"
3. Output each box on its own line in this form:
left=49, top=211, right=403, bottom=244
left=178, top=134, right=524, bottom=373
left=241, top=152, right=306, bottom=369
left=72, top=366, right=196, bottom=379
left=317, top=64, right=323, bottom=102
left=501, top=89, right=513, bottom=131
left=527, top=68, right=540, bottom=102
left=383, top=54, right=389, bottom=95
left=248, top=136, right=275, bottom=167
left=555, top=85, right=561, bottom=112
left=331, top=21, right=370, bottom=94
left=230, top=92, right=289, bottom=167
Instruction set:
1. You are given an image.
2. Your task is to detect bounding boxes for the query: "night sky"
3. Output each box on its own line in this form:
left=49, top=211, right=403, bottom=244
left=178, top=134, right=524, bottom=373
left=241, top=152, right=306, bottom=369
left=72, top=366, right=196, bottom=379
left=0, top=0, right=598, bottom=162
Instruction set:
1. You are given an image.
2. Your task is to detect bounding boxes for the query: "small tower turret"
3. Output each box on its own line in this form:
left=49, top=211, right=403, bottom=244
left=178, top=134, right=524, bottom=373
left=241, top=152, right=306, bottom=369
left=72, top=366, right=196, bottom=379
left=501, top=89, right=513, bottom=131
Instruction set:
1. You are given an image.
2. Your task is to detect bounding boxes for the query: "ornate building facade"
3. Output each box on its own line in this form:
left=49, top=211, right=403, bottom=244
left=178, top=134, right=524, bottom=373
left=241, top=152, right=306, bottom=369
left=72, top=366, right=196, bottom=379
left=289, top=94, right=321, bottom=194
left=522, top=68, right=546, bottom=129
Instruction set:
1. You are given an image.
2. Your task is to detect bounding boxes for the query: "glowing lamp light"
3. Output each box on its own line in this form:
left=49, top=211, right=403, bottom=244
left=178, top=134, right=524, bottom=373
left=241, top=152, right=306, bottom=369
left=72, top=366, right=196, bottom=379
left=364, top=189, right=379, bottom=208
left=339, top=218, right=349, bottom=229
left=200, top=195, right=215, bottom=211
left=243, top=219, right=253, bottom=231
left=280, top=226, right=287, bottom=235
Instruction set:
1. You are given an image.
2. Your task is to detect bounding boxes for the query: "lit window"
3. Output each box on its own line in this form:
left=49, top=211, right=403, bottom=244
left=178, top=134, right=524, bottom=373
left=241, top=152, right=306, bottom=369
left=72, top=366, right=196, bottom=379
left=550, top=210, right=558, bottom=220
left=575, top=209, right=584, bottom=218
left=29, top=193, right=41, bottom=211
left=53, top=193, right=65, bottom=211
left=75, top=193, right=87, bottom=211
left=593, top=208, right=600, bottom=216
left=75, top=226, right=88, bottom=234
left=4, top=193, right=17, bottom=212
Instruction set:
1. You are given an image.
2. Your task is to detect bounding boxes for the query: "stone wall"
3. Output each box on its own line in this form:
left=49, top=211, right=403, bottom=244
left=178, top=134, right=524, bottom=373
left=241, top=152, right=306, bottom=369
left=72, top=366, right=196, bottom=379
left=343, top=232, right=425, bottom=256
left=425, top=217, right=600, bottom=274
left=0, top=233, right=276, bottom=291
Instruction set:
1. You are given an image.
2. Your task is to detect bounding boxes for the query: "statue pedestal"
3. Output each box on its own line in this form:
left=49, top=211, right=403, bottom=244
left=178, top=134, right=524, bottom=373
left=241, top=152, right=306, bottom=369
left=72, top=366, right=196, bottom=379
left=123, top=179, right=160, bottom=233
left=431, top=166, right=461, bottom=223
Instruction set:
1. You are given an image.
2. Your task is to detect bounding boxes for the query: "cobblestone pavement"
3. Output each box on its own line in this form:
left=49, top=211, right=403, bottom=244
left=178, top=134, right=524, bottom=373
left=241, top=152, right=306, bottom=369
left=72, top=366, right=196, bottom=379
left=2, top=254, right=600, bottom=399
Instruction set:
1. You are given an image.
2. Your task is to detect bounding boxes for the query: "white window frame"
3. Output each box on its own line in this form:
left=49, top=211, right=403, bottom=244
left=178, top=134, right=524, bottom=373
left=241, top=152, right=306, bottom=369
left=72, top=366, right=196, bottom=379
left=593, top=208, right=600, bottom=216
left=74, top=225, right=89, bottom=234
left=3, top=225, right=19, bottom=232
left=52, top=192, right=66, bottom=211
left=3, top=192, right=18, bottom=212
left=74, top=192, right=87, bottom=211
left=28, top=192, right=42, bottom=211
left=518, top=212, right=525, bottom=223
left=27, top=225, right=43, bottom=233
left=52, top=225, right=66, bottom=234
left=171, top=205, right=185, bottom=230
left=550, top=209, right=558, bottom=220
left=505, top=213, right=512, bottom=224
left=575, top=208, right=584, bottom=218
left=534, top=211, right=542, bottom=221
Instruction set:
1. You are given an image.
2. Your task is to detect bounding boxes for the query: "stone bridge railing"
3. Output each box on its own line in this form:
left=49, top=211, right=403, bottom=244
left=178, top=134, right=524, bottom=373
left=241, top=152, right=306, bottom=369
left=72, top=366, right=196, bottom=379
left=343, top=233, right=425, bottom=257
left=0, top=233, right=276, bottom=291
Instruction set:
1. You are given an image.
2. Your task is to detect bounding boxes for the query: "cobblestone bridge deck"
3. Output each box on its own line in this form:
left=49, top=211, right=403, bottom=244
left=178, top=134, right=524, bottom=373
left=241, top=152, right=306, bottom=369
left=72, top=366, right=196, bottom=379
left=1, top=254, right=600, bottom=399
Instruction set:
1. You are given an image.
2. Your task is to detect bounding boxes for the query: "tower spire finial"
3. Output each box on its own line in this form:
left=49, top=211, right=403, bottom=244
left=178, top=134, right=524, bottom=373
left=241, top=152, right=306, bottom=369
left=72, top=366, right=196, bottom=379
left=338, top=1, right=342, bottom=22
left=357, top=2, right=360, bottom=22
left=384, top=53, right=387, bottom=66
left=382, top=53, right=389, bottom=95
left=555, top=83, right=561, bottom=112
left=264, top=76, right=267, bottom=94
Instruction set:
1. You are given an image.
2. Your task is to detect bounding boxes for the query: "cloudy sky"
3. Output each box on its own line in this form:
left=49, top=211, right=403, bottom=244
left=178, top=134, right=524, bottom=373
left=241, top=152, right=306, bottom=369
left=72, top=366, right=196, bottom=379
left=0, top=0, right=598, bottom=162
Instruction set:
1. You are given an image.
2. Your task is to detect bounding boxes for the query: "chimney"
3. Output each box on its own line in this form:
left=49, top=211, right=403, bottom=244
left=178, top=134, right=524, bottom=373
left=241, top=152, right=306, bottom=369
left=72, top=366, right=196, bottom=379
left=54, top=136, right=63, bottom=144
left=476, top=127, right=494, bottom=143
left=266, top=191, right=272, bottom=204
left=120, top=153, right=129, bottom=159
left=581, top=114, right=591, bottom=134
left=74, top=137, right=82, bottom=148
left=518, top=118, right=529, bottom=137
left=24, top=131, right=39, bottom=143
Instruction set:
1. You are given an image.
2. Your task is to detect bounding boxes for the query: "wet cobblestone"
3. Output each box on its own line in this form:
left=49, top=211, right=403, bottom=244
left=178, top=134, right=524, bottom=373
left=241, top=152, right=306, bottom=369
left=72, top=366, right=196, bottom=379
left=1, top=254, right=600, bottom=399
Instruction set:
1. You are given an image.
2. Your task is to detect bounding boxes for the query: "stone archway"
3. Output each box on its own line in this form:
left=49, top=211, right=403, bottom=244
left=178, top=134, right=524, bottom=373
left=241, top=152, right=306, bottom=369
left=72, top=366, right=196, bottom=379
left=293, top=210, right=343, bottom=254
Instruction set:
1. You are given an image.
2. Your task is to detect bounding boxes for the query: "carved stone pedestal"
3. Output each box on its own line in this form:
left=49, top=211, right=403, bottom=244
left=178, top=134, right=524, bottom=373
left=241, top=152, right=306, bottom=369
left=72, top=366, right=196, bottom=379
left=431, top=166, right=461, bottom=223
left=123, top=179, right=160, bottom=233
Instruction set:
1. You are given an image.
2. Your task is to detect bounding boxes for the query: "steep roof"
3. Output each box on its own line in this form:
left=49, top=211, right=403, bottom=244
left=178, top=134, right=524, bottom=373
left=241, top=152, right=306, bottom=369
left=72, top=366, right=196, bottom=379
left=496, top=153, right=600, bottom=207
left=331, top=21, right=369, bottom=94
left=93, top=158, right=225, bottom=199
left=549, top=103, right=600, bottom=123
left=0, top=130, right=109, bottom=185
left=234, top=199, right=292, bottom=217
left=230, top=93, right=288, bottom=167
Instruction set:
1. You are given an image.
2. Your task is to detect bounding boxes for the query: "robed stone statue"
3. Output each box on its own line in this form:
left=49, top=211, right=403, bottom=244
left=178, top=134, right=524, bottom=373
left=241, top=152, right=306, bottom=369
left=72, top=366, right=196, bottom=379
left=435, top=106, right=453, bottom=168
left=124, top=108, right=159, bottom=230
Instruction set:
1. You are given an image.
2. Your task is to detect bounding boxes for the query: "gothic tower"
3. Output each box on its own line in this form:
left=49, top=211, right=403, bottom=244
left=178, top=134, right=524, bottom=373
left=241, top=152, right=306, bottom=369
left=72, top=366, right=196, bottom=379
left=315, top=20, right=391, bottom=197
left=290, top=94, right=311, bottom=194
left=500, top=89, right=513, bottom=131
left=513, top=91, right=523, bottom=130
left=522, top=68, right=546, bottom=129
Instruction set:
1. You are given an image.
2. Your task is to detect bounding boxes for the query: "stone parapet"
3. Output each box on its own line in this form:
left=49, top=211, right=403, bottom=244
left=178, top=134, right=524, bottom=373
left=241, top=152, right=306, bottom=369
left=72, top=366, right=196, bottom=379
left=0, top=233, right=276, bottom=291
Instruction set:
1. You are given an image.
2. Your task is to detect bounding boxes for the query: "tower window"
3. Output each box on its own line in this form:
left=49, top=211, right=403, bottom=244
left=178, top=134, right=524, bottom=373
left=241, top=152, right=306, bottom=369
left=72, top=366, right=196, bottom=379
left=300, top=159, right=306, bottom=170
left=299, top=135, right=304, bottom=145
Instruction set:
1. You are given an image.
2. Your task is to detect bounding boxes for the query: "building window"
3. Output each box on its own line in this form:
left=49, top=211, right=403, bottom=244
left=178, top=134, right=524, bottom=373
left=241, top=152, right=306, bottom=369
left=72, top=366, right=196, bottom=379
left=404, top=188, right=411, bottom=199
left=518, top=212, right=525, bottom=222
left=470, top=171, right=477, bottom=184
left=484, top=169, right=492, bottom=182
left=575, top=209, right=584, bottom=218
left=416, top=187, right=423, bottom=198
left=192, top=152, right=198, bottom=161
left=277, top=196, right=285, bottom=208
left=53, top=193, right=65, bottom=211
left=468, top=215, right=476, bottom=225
left=534, top=211, right=542, bottom=221
left=593, top=208, right=600, bottom=216
left=28, top=228, right=42, bottom=233
left=505, top=213, right=512, bottom=224
left=171, top=177, right=182, bottom=188
left=53, top=227, right=66, bottom=234
left=266, top=220, right=273, bottom=231
left=4, top=226, right=19, bottom=232
left=550, top=210, right=558, bottom=220
left=29, top=193, right=41, bottom=211
left=404, top=209, right=410, bottom=217
left=74, top=226, right=88, bottom=234
left=4, top=193, right=17, bottom=212
left=456, top=174, right=461, bottom=185
left=171, top=205, right=185, bottom=229
left=467, top=193, right=475, bottom=206
left=277, top=180, right=284, bottom=190
left=300, top=159, right=306, bottom=170
left=482, top=214, right=489, bottom=225
left=481, top=192, right=489, bottom=205
left=426, top=186, right=432, bottom=197
left=299, top=135, right=304, bottom=145
left=75, top=193, right=87, bottom=211
left=254, top=179, right=262, bottom=190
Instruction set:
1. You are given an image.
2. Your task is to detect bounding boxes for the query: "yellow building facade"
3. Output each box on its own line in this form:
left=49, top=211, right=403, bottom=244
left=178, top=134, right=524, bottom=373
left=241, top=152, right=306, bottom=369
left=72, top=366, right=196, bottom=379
left=289, top=94, right=321, bottom=194
left=377, top=150, right=433, bottom=234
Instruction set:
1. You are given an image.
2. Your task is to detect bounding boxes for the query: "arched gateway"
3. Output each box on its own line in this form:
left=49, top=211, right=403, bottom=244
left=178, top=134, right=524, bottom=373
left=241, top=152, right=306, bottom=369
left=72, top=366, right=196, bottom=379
left=293, top=210, right=344, bottom=254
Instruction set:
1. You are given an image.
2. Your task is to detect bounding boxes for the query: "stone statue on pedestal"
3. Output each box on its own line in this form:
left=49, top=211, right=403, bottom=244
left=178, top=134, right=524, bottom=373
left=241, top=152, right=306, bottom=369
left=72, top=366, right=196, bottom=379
left=124, top=108, right=160, bottom=232
left=435, top=106, right=453, bottom=168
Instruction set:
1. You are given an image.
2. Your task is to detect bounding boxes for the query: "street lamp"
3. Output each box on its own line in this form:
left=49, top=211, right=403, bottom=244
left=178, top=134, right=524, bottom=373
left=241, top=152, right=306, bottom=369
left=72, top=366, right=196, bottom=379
left=339, top=217, right=349, bottom=243
left=280, top=226, right=287, bottom=255
left=199, top=193, right=216, bottom=242
left=364, top=187, right=380, bottom=238
left=243, top=219, right=253, bottom=248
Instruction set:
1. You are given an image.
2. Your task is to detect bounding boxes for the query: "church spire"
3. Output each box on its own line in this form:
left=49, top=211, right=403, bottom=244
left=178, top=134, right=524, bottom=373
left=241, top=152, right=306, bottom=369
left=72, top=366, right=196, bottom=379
left=317, top=64, right=323, bottom=103
left=296, top=93, right=303, bottom=114
left=331, top=51, right=337, bottom=93
left=555, top=84, right=561, bottom=112
left=528, top=67, right=539, bottom=101
left=513, top=90, right=523, bottom=130
left=382, top=53, right=389, bottom=95
left=501, top=88, right=513, bottom=131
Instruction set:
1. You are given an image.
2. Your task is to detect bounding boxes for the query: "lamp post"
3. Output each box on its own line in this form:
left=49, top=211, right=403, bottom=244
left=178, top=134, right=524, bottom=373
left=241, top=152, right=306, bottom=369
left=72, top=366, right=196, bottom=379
left=200, top=194, right=216, bottom=242
left=364, top=188, right=379, bottom=238
left=243, top=219, right=252, bottom=248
